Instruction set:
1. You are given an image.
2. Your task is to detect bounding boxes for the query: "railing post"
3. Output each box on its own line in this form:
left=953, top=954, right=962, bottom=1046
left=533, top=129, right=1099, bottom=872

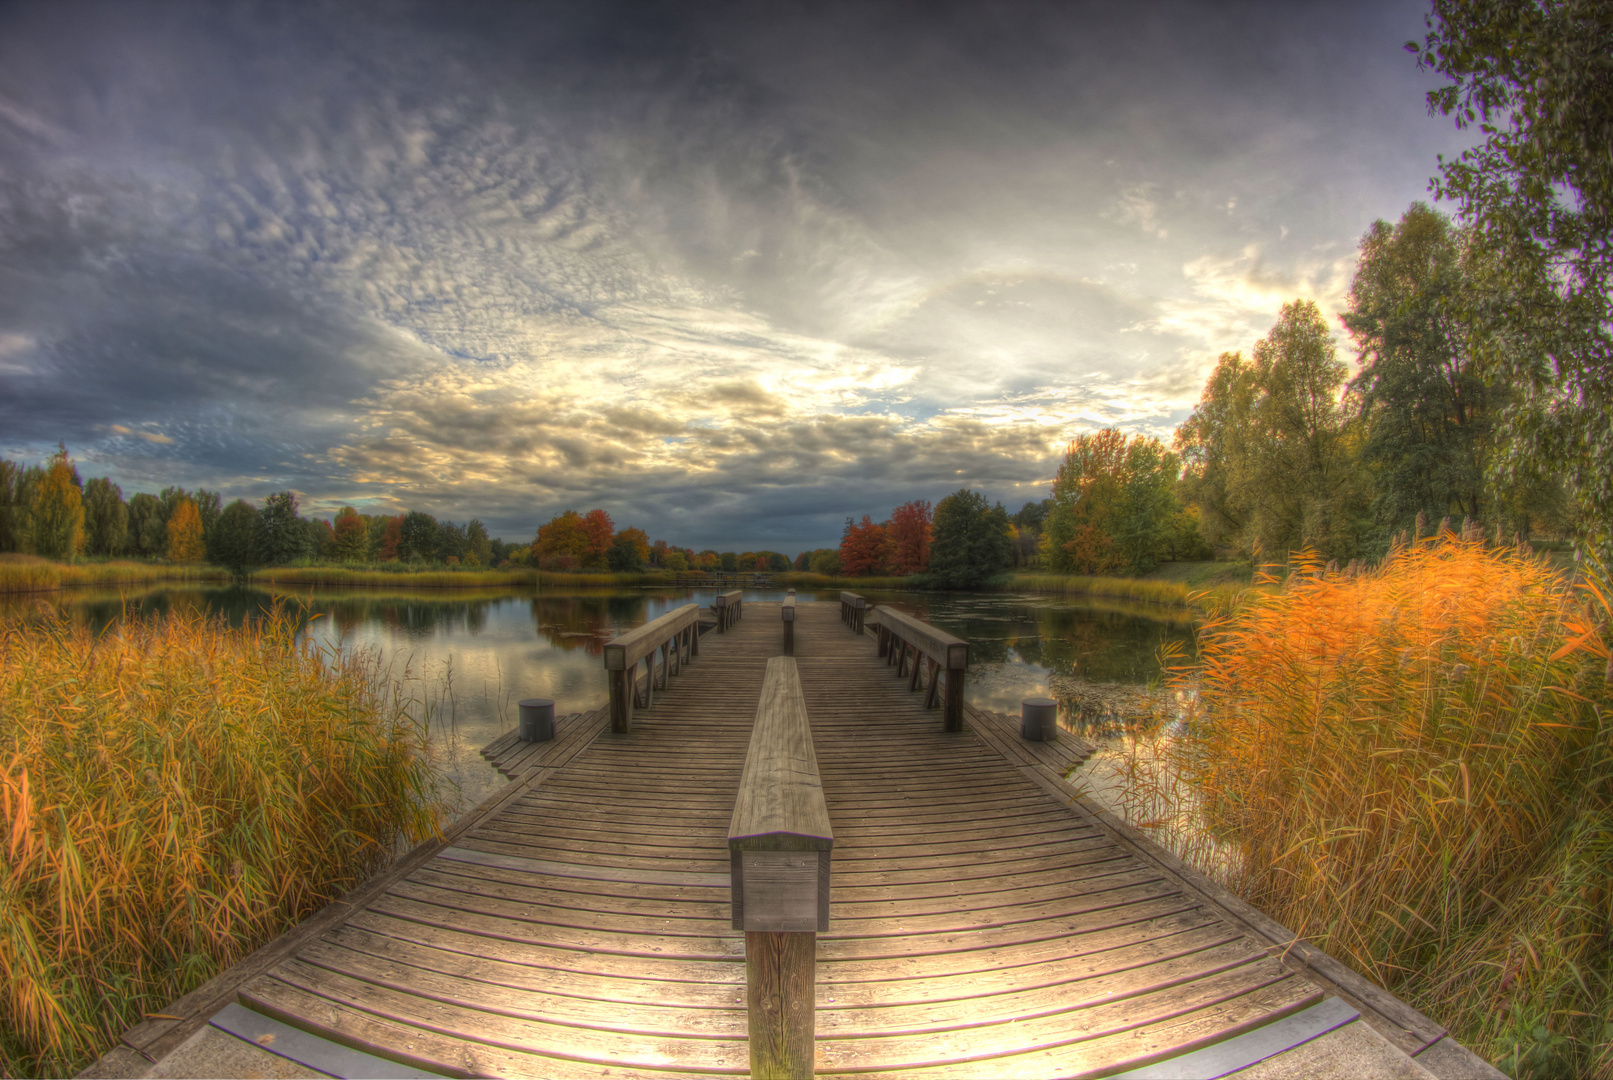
left=782, top=595, right=796, bottom=656
left=944, top=642, right=967, bottom=732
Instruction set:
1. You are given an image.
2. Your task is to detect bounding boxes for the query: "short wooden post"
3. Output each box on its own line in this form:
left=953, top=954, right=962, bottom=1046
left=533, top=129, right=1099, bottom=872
left=518, top=698, right=555, bottom=742
left=782, top=596, right=796, bottom=656
left=943, top=651, right=966, bottom=732
left=608, top=666, right=632, bottom=733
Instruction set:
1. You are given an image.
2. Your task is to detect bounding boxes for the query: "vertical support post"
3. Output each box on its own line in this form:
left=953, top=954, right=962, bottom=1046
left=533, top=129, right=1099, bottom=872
left=609, top=666, right=632, bottom=733
left=746, top=931, right=816, bottom=1079
left=943, top=653, right=966, bottom=733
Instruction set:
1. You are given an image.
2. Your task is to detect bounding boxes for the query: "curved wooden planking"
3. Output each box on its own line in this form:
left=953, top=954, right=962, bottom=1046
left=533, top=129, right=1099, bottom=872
left=229, top=600, right=1445, bottom=1079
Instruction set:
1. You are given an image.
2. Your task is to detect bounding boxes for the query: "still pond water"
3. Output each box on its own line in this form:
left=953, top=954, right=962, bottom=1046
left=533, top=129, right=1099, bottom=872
left=13, top=585, right=1195, bottom=816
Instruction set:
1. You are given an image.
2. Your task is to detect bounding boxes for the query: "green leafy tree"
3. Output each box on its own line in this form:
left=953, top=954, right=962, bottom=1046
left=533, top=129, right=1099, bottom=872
left=30, top=446, right=85, bottom=559
left=126, top=493, right=166, bottom=558
left=607, top=528, right=650, bottom=572
left=1414, top=0, right=1613, bottom=559
left=1175, top=352, right=1259, bottom=551
left=398, top=510, right=438, bottom=563
left=82, top=477, right=128, bottom=557
left=194, top=489, right=222, bottom=550
left=259, top=491, right=311, bottom=565
left=1041, top=430, right=1181, bottom=575
left=211, top=499, right=261, bottom=576
left=436, top=520, right=469, bottom=564
left=807, top=548, right=841, bottom=576
left=929, top=489, right=1012, bottom=588
left=720, top=552, right=738, bottom=572
left=466, top=519, right=492, bottom=567
left=0, top=459, right=27, bottom=552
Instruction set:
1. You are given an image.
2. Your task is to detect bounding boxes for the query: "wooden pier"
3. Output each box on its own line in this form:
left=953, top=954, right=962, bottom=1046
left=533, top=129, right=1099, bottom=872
left=94, top=601, right=1497, bottom=1079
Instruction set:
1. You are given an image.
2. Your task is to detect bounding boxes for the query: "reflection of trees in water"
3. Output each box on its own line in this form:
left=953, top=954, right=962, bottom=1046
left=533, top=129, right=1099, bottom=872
left=530, top=594, right=649, bottom=656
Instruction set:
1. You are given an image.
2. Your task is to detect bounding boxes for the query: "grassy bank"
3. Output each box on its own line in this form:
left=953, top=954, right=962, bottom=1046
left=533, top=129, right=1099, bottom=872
left=0, top=555, right=228, bottom=595
left=0, top=606, right=446, bottom=1077
left=254, top=564, right=537, bottom=589
left=1123, top=538, right=1612, bottom=1077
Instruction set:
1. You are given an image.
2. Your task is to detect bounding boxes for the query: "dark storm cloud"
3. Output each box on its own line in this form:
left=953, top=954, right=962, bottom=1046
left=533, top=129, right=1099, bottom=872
left=0, top=0, right=1475, bottom=548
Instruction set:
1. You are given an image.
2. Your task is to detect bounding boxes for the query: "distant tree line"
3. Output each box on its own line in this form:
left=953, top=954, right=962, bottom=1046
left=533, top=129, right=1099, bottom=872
left=0, top=452, right=526, bottom=575
left=530, top=507, right=792, bottom=575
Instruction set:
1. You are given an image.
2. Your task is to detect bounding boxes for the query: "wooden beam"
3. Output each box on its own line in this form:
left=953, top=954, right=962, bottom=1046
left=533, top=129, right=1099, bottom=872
left=603, top=603, right=700, bottom=733
left=746, top=930, right=816, bottom=1080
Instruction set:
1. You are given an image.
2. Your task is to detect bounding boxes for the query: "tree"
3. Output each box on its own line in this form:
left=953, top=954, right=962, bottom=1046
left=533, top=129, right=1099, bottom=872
left=260, top=491, right=311, bottom=565
left=1415, top=0, right=1613, bottom=559
left=466, top=519, right=492, bottom=567
left=436, top=520, right=468, bottom=564
left=377, top=515, right=404, bottom=561
left=608, top=527, right=651, bottom=572
left=29, top=446, right=85, bottom=559
left=193, top=489, right=222, bottom=549
left=1040, top=430, right=1180, bottom=575
left=929, top=489, right=1012, bottom=588
left=580, top=509, right=615, bottom=570
left=839, top=515, right=891, bottom=577
left=807, top=548, right=841, bottom=576
left=82, top=477, right=128, bottom=557
left=535, top=510, right=589, bottom=569
left=0, top=459, right=21, bottom=552
left=330, top=508, right=371, bottom=562
left=165, top=498, right=206, bottom=563
left=663, top=550, right=690, bottom=572
left=767, top=552, right=790, bottom=573
left=126, top=493, right=166, bottom=557
left=211, top=499, right=261, bottom=576
left=887, top=500, right=933, bottom=575
left=720, top=552, right=738, bottom=572
left=1175, top=352, right=1260, bottom=552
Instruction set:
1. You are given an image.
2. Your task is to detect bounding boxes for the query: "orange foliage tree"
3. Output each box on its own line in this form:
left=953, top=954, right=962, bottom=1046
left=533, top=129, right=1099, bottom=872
left=580, top=508, right=615, bottom=569
left=377, top=515, right=404, bottom=561
left=164, top=498, right=206, bottom=563
left=887, top=500, right=932, bottom=575
left=534, top=510, right=588, bottom=570
left=839, top=515, right=890, bottom=576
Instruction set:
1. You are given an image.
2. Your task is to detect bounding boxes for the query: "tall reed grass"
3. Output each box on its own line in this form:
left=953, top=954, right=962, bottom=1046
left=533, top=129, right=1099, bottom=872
left=0, top=555, right=227, bottom=595
left=1121, top=537, right=1611, bottom=1078
left=253, top=565, right=537, bottom=589
left=0, top=605, right=446, bottom=1077
left=1006, top=571, right=1246, bottom=609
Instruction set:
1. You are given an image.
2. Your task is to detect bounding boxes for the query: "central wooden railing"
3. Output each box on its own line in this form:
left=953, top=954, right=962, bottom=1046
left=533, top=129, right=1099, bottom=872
left=838, top=591, right=866, bottom=634
left=602, top=603, right=700, bottom=733
left=729, top=656, right=831, bottom=1080
left=781, top=590, right=796, bottom=655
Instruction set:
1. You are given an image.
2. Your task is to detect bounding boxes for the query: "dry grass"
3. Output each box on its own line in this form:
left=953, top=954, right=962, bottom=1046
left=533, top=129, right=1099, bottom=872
left=775, top=572, right=919, bottom=590
left=0, top=604, right=446, bottom=1077
left=253, top=565, right=537, bottom=589
left=1117, top=536, right=1612, bottom=1078
left=1006, top=571, right=1249, bottom=609
left=0, top=555, right=227, bottom=595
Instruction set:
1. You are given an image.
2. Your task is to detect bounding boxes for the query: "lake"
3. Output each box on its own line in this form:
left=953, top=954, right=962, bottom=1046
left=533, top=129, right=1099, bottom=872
left=6, top=584, right=1195, bottom=816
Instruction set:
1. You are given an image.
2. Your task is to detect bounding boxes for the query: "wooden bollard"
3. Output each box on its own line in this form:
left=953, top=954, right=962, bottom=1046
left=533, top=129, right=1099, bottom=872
left=782, top=595, right=796, bottom=656
left=518, top=698, right=555, bottom=742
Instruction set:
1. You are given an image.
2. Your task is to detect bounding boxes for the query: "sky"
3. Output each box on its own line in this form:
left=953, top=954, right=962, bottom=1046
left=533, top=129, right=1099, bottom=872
left=0, top=0, right=1477, bottom=554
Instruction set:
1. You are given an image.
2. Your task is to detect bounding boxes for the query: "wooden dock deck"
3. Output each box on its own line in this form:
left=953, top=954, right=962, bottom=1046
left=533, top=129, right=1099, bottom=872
left=99, top=600, right=1493, bottom=1079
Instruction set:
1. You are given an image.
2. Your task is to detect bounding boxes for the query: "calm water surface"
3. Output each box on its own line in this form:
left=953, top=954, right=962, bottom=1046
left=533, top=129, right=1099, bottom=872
left=12, top=585, right=1193, bottom=816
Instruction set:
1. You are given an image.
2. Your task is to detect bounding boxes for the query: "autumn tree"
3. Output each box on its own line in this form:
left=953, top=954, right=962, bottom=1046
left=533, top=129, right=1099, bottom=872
left=535, top=510, right=589, bottom=570
left=929, top=489, right=1012, bottom=588
left=887, top=500, right=933, bottom=575
left=165, top=498, right=206, bottom=563
left=838, top=515, right=891, bottom=577
left=580, top=509, right=615, bottom=570
left=663, top=549, right=690, bottom=572
left=29, top=446, right=85, bottom=559
left=377, top=515, right=404, bottom=561
left=1041, top=430, right=1182, bottom=575
left=330, top=507, right=371, bottom=562
left=82, top=477, right=128, bottom=556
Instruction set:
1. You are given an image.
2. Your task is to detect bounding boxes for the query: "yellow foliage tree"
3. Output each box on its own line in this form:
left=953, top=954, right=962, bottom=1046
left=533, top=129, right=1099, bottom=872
left=29, top=446, right=85, bottom=560
left=165, top=498, right=206, bottom=563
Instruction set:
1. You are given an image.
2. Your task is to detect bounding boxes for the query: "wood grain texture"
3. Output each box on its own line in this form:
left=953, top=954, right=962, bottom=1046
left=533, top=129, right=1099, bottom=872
left=152, top=600, right=1448, bottom=1080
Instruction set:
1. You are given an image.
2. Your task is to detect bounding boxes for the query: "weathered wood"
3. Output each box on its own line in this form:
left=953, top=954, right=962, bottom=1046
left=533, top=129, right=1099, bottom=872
left=782, top=595, right=796, bottom=655
left=838, top=591, right=866, bottom=633
left=747, top=930, right=816, bottom=1080
left=868, top=605, right=969, bottom=731
left=714, top=590, right=744, bottom=632
left=603, top=602, right=700, bottom=732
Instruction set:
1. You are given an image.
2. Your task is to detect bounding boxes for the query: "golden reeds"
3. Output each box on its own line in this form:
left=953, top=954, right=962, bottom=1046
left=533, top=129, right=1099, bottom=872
left=0, top=556, right=228, bottom=595
left=1127, top=536, right=1612, bottom=1077
left=1006, top=571, right=1248, bottom=609
left=0, top=605, right=445, bottom=1077
left=253, top=565, right=538, bottom=589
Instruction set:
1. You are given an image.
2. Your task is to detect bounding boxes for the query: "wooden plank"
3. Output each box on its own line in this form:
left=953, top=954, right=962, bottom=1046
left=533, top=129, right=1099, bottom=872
left=728, top=657, right=833, bottom=850
left=1109, top=995, right=1359, bottom=1079
left=209, top=1002, right=445, bottom=1079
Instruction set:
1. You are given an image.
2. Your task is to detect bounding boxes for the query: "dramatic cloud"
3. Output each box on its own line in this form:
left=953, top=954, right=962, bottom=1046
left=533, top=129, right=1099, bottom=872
left=0, top=0, right=1476, bottom=551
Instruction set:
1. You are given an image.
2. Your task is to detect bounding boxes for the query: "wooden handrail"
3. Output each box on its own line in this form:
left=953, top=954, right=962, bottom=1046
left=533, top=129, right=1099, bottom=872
left=781, top=595, right=796, bottom=656
left=714, top=590, right=743, bottom=632
left=838, top=591, right=866, bottom=634
left=872, top=606, right=969, bottom=732
left=729, top=656, right=830, bottom=1079
left=602, top=603, right=701, bottom=733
